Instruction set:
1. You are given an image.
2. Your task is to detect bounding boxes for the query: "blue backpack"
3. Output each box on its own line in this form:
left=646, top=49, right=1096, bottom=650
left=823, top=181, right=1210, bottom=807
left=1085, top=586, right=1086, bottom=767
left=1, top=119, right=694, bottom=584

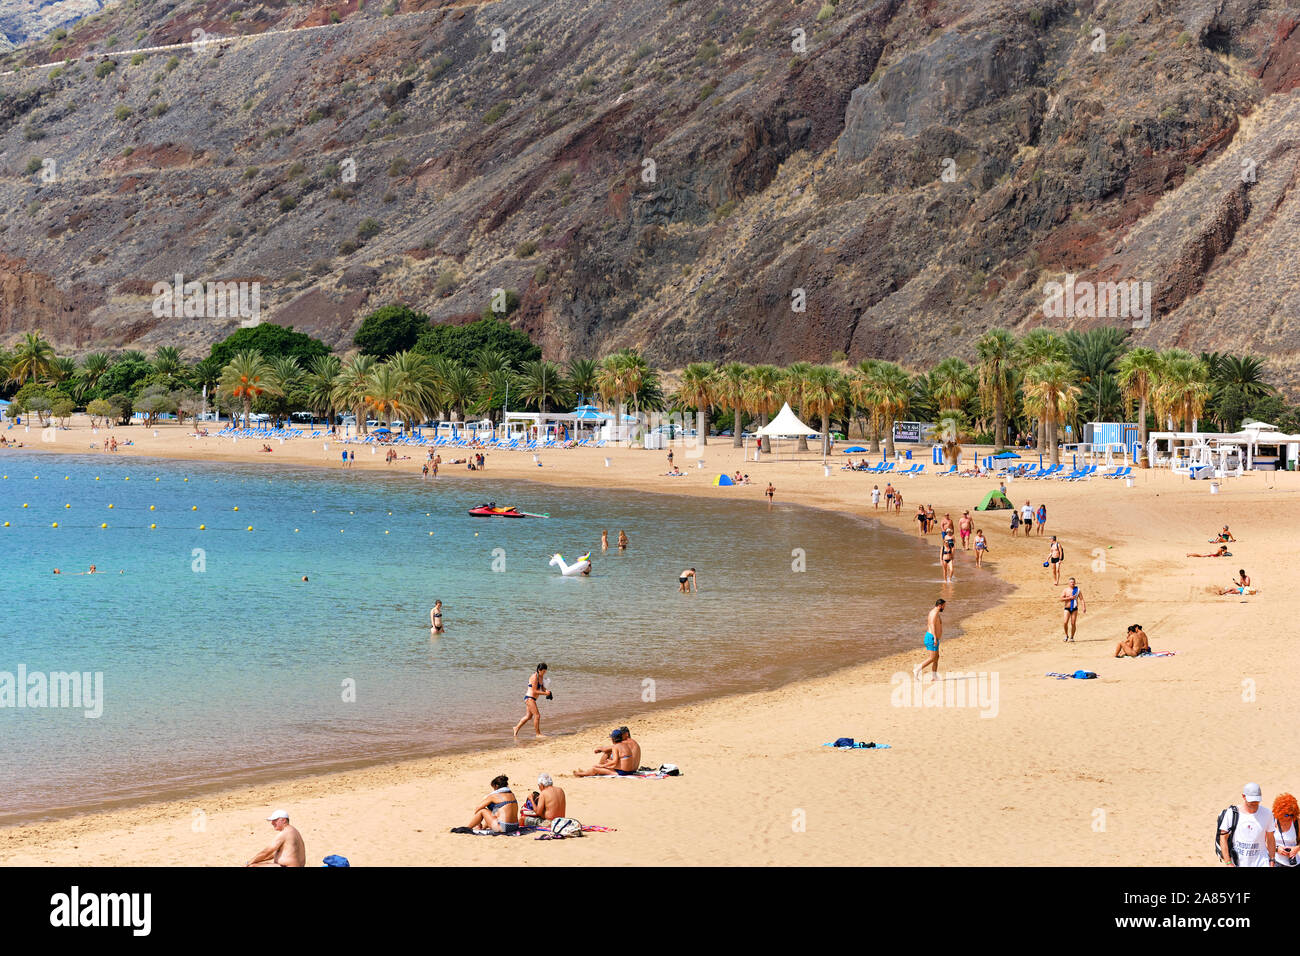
left=322, top=854, right=350, bottom=867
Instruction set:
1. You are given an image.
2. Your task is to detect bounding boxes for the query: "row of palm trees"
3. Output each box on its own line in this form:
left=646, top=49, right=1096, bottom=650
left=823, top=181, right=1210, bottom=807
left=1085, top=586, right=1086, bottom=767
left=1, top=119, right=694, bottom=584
left=214, top=347, right=668, bottom=432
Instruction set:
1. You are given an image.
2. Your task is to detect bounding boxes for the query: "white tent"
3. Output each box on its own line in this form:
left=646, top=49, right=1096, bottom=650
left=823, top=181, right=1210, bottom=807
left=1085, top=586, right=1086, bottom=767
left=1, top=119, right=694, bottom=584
left=757, top=403, right=819, bottom=437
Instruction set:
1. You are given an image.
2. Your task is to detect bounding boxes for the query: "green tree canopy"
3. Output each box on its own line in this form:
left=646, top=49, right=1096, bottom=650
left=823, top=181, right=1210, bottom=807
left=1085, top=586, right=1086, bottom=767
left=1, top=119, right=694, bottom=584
left=353, top=304, right=431, bottom=358
left=414, top=316, right=540, bottom=367
left=206, top=323, right=330, bottom=370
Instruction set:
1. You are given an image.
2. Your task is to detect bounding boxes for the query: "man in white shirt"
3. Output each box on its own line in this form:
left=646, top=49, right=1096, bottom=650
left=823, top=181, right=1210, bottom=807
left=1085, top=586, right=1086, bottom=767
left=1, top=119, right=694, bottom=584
left=1219, top=783, right=1277, bottom=866
left=1021, top=501, right=1034, bottom=534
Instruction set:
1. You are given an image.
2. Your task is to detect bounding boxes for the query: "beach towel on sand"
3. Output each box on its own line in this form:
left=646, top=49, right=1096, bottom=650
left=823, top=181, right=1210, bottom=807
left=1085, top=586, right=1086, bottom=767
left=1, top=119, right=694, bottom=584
left=534, top=821, right=617, bottom=840
left=823, top=741, right=891, bottom=750
left=593, top=770, right=675, bottom=778
left=1047, top=671, right=1098, bottom=680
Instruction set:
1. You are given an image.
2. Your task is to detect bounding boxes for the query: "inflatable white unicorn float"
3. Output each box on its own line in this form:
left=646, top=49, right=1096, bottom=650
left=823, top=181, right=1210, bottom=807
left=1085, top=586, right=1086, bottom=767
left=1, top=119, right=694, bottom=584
left=549, top=552, right=592, bottom=576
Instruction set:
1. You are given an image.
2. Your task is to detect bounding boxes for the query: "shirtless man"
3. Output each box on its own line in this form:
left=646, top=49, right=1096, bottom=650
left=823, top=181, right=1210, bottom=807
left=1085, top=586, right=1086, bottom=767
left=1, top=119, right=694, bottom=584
left=1060, top=577, right=1085, bottom=642
left=245, top=810, right=305, bottom=867
left=958, top=511, right=973, bottom=549
left=523, top=773, right=567, bottom=825
left=1047, top=536, right=1065, bottom=585
left=1188, top=545, right=1232, bottom=558
left=940, top=513, right=954, bottom=539
left=1114, top=624, right=1151, bottom=658
left=678, top=568, right=697, bottom=593
left=766, top=483, right=775, bottom=507
left=575, top=727, right=640, bottom=777
left=1219, top=569, right=1257, bottom=595
left=914, top=599, right=945, bottom=682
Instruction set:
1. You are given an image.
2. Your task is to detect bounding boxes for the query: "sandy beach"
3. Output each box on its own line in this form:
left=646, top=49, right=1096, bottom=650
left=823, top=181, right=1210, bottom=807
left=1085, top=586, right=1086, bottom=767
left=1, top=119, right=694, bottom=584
left=2, top=420, right=1297, bottom=866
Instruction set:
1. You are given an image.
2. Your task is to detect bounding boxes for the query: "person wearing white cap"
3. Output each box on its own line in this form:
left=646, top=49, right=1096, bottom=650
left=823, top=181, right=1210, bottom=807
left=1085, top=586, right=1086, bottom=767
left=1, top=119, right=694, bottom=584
left=1218, top=784, right=1277, bottom=867
left=245, top=810, right=305, bottom=867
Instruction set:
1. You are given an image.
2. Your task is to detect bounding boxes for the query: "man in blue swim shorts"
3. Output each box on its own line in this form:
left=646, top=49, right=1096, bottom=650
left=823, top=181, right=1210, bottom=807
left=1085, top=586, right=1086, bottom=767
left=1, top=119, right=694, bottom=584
left=914, top=598, right=945, bottom=682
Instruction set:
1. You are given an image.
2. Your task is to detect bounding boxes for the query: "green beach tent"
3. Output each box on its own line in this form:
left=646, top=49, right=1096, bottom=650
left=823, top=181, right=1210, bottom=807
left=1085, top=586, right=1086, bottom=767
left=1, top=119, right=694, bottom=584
left=974, top=490, right=1014, bottom=511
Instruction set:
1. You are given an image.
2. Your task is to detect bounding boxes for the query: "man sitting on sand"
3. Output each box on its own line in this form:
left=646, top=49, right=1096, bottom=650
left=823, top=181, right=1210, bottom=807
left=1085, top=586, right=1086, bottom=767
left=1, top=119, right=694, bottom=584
left=575, top=727, right=641, bottom=777
left=1187, top=545, right=1232, bottom=557
left=522, top=773, right=567, bottom=826
left=1219, top=569, right=1257, bottom=595
left=245, top=810, right=305, bottom=867
left=1114, top=624, right=1151, bottom=658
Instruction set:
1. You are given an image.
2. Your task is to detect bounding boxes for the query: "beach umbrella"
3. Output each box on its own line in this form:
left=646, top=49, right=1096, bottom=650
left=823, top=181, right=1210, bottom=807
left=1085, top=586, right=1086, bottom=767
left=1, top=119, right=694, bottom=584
left=711, top=474, right=735, bottom=486
left=992, top=450, right=1021, bottom=459
left=373, top=427, right=392, bottom=434
left=843, top=446, right=867, bottom=454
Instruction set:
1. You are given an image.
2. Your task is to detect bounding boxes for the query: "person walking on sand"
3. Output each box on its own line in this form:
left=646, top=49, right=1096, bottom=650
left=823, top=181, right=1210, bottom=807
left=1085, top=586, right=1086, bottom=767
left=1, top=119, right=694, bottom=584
left=430, top=600, right=444, bottom=634
left=245, top=810, right=305, bottom=867
left=1047, top=536, right=1065, bottom=585
left=1219, top=783, right=1276, bottom=867
left=1021, top=501, right=1034, bottom=535
left=618, top=530, right=628, bottom=550
left=766, top=483, right=775, bottom=507
left=871, top=484, right=881, bottom=509
left=974, top=529, right=989, bottom=567
left=958, top=511, right=973, bottom=549
left=894, top=489, right=902, bottom=513
left=914, top=599, right=945, bottom=682
left=1060, top=577, right=1084, bottom=642
left=601, top=529, right=609, bottom=551
left=915, top=505, right=927, bottom=537
left=1010, top=509, right=1021, bottom=536
left=678, top=568, right=698, bottom=593
left=885, top=483, right=895, bottom=510
left=1036, top=502, right=1047, bottom=536
left=513, top=664, right=552, bottom=739
left=940, top=533, right=955, bottom=583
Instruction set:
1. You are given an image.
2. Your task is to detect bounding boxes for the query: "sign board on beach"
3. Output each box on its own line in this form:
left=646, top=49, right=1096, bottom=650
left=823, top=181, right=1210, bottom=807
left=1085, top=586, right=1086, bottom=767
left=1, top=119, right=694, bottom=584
left=892, top=421, right=935, bottom=444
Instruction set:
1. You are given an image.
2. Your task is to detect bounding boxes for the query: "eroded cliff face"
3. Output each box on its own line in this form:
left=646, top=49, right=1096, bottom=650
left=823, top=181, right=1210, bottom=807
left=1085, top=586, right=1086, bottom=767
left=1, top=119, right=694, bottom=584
left=0, top=0, right=115, bottom=48
left=0, top=0, right=1298, bottom=379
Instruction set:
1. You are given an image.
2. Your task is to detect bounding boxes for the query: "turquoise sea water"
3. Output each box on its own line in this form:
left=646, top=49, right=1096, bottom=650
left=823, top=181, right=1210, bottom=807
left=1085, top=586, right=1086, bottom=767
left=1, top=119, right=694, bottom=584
left=0, top=451, right=990, bottom=823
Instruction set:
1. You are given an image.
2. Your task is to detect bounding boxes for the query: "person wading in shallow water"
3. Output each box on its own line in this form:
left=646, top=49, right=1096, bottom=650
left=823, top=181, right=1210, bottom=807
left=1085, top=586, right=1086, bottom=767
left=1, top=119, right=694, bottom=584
left=513, top=664, right=552, bottom=738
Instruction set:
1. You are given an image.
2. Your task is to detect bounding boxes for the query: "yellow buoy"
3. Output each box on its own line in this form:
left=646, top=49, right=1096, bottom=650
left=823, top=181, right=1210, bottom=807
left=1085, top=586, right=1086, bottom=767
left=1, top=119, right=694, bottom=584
left=100, top=523, right=107, bottom=528
left=95, top=477, right=100, bottom=481
left=199, top=524, right=206, bottom=530
left=2, top=521, right=7, bottom=526
left=150, top=523, right=156, bottom=529
left=108, top=504, right=114, bottom=509
left=294, top=528, right=299, bottom=532
left=233, top=507, right=239, bottom=511
left=155, top=478, right=160, bottom=482
left=33, top=476, right=38, bottom=480
left=385, top=530, right=390, bottom=534
left=184, top=478, right=188, bottom=482
left=149, top=505, right=155, bottom=511
left=125, top=477, right=130, bottom=481
left=65, top=476, right=69, bottom=480
left=65, top=504, right=70, bottom=508
left=247, top=525, right=253, bottom=531
left=52, top=522, right=58, bottom=528
left=22, top=503, right=28, bottom=508
left=192, top=506, right=198, bottom=511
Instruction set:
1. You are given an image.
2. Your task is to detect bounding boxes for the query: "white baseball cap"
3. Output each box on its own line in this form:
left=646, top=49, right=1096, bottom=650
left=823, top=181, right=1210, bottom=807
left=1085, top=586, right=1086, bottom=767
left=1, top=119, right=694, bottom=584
left=267, top=809, right=289, bottom=821
left=1243, top=783, right=1263, bottom=801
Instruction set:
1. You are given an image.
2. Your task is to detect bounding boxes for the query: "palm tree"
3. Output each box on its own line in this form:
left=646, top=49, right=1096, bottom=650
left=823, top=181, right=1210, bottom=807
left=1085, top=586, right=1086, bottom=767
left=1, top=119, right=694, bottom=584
left=517, top=360, right=570, bottom=413
left=1209, top=355, right=1274, bottom=432
left=1157, top=354, right=1211, bottom=435
left=154, top=346, right=183, bottom=379
left=305, top=354, right=343, bottom=424
left=386, top=351, right=437, bottom=422
left=332, top=355, right=379, bottom=434
left=676, top=361, right=715, bottom=445
left=81, top=352, right=110, bottom=391
left=869, top=361, right=912, bottom=459
left=268, top=355, right=303, bottom=426
left=364, top=364, right=415, bottom=425
left=783, top=361, right=815, bottom=451
left=848, top=361, right=882, bottom=452
left=1015, top=329, right=1068, bottom=450
left=440, top=362, right=480, bottom=422
left=219, top=350, right=280, bottom=429
left=931, top=357, right=975, bottom=414
left=47, top=356, right=77, bottom=386
left=745, top=364, right=784, bottom=447
left=1117, top=347, right=1160, bottom=465
left=1022, top=360, right=1080, bottom=465
left=712, top=362, right=750, bottom=447
left=9, top=332, right=56, bottom=385
left=976, top=328, right=1017, bottom=449
left=567, top=358, right=599, bottom=406
left=802, top=365, right=846, bottom=457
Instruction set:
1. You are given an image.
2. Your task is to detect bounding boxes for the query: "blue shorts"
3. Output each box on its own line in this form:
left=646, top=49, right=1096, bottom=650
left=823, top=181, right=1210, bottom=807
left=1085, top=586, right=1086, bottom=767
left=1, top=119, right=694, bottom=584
left=924, top=632, right=939, bottom=652
left=615, top=769, right=636, bottom=776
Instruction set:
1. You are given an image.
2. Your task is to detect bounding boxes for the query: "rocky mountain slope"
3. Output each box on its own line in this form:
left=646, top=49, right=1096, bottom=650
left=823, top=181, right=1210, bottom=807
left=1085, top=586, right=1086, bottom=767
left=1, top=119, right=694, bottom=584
left=0, top=0, right=116, bottom=48
left=0, top=0, right=1298, bottom=381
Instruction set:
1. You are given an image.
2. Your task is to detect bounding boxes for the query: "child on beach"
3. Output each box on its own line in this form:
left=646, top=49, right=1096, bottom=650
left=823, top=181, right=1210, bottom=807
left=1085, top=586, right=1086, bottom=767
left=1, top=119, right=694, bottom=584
left=1010, top=510, right=1021, bottom=536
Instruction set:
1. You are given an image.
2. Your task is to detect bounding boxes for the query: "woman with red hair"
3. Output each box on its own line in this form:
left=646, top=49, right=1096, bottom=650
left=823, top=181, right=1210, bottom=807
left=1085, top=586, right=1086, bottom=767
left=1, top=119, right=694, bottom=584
left=1273, top=794, right=1300, bottom=868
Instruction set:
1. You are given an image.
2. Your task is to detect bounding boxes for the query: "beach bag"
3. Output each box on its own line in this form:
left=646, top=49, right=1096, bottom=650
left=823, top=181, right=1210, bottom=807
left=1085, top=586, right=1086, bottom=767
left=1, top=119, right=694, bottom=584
left=833, top=737, right=855, bottom=748
left=322, top=854, right=350, bottom=867
left=1216, top=806, right=1239, bottom=864
left=550, top=817, right=583, bottom=838
left=658, top=764, right=680, bottom=776
left=1072, top=671, right=1097, bottom=679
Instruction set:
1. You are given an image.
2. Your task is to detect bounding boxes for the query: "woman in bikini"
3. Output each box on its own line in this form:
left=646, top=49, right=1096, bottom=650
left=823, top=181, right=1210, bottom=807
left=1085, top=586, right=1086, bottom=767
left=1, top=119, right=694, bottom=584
left=974, top=529, right=989, bottom=568
left=430, top=600, right=443, bottom=634
left=940, top=533, right=955, bottom=582
left=464, top=775, right=520, bottom=833
left=512, top=664, right=551, bottom=738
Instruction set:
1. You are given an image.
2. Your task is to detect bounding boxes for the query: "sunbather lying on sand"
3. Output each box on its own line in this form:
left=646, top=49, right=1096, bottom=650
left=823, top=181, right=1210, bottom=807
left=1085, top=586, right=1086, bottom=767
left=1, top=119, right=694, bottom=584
left=1187, top=545, right=1231, bottom=557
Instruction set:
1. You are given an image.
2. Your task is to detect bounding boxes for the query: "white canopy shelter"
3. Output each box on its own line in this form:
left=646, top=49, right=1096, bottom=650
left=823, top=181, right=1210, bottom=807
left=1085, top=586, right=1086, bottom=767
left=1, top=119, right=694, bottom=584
left=757, top=403, right=819, bottom=437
